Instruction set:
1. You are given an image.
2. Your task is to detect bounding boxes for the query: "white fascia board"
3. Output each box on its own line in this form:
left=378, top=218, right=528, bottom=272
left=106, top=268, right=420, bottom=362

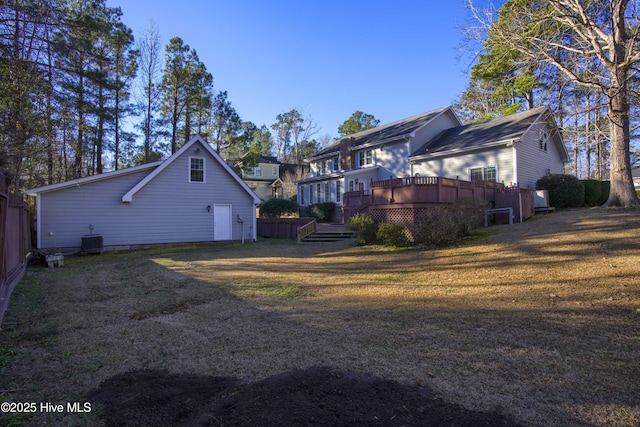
left=121, top=135, right=261, bottom=204
left=26, top=161, right=162, bottom=196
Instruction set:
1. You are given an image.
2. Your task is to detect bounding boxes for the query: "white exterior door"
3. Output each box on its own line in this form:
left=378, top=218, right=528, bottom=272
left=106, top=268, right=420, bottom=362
left=213, top=204, right=232, bottom=241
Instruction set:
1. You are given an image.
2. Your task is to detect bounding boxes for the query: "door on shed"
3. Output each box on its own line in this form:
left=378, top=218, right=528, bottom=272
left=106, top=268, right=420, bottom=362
left=213, top=204, right=232, bottom=241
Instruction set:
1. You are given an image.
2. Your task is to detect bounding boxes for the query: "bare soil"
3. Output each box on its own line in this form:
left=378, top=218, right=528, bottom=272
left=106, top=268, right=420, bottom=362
left=2, top=207, right=639, bottom=426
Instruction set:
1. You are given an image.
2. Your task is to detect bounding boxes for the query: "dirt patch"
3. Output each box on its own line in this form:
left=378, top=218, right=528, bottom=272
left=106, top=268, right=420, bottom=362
left=90, top=367, right=523, bottom=426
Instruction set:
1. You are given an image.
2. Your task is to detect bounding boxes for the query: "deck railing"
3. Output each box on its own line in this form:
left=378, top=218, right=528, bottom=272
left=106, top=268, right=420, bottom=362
left=343, top=176, right=533, bottom=224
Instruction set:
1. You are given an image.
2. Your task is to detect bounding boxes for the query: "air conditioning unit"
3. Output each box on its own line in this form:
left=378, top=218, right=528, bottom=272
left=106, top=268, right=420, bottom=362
left=81, top=234, right=104, bottom=254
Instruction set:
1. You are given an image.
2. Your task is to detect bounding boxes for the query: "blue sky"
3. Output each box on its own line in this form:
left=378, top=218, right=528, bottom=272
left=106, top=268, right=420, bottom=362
left=108, top=0, right=476, bottom=140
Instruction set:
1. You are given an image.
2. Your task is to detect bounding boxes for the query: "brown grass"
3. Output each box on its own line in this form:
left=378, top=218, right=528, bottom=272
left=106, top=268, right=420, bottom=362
left=2, top=207, right=640, bottom=426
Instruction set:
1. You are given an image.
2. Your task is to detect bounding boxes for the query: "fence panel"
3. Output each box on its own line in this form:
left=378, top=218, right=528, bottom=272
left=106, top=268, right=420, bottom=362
left=0, top=174, right=30, bottom=325
left=257, top=218, right=315, bottom=240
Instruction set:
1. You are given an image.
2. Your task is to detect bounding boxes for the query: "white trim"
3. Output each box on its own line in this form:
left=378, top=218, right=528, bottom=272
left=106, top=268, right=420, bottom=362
left=26, top=161, right=162, bottom=195
left=468, top=165, right=498, bottom=182
left=512, top=145, right=518, bottom=186
left=122, top=136, right=261, bottom=204
left=188, top=156, right=206, bottom=183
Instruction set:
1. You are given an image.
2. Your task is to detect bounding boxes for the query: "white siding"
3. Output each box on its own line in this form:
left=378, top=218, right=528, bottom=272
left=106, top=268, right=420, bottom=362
left=411, top=147, right=515, bottom=184
left=374, top=141, right=409, bottom=177
left=37, top=142, right=256, bottom=249
left=516, top=122, right=566, bottom=189
left=409, top=112, right=459, bottom=154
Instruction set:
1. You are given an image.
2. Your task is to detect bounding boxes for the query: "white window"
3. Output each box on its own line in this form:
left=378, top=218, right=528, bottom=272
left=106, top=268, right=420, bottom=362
left=309, top=185, right=313, bottom=204
left=332, top=157, right=339, bottom=171
left=316, top=183, right=321, bottom=203
left=189, top=157, right=205, bottom=183
left=469, top=166, right=497, bottom=182
left=254, top=166, right=262, bottom=176
left=336, top=180, right=341, bottom=203
left=358, top=149, right=373, bottom=167
left=325, top=182, right=330, bottom=202
left=272, top=166, right=278, bottom=176
left=539, top=130, right=548, bottom=151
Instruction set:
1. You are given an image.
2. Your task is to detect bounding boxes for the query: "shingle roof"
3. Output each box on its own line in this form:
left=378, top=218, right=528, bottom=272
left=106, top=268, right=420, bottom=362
left=411, top=106, right=548, bottom=157
left=310, top=106, right=452, bottom=159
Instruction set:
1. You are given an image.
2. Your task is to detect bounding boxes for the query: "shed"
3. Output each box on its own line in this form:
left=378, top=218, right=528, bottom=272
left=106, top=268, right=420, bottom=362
left=27, top=136, right=261, bottom=251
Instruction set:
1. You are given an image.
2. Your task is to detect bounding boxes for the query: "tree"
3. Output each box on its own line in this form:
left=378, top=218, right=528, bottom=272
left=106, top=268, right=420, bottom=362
left=107, top=20, right=137, bottom=171
left=210, top=91, right=240, bottom=155
left=135, top=21, right=163, bottom=164
left=271, top=109, right=318, bottom=162
left=468, top=0, right=639, bottom=206
left=338, top=111, right=380, bottom=136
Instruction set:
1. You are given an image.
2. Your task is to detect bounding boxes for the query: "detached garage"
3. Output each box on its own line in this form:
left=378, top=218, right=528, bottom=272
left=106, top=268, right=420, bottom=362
left=27, top=136, right=261, bottom=251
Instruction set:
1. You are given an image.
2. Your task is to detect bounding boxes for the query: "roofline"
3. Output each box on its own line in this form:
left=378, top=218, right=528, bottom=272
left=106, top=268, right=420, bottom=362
left=307, top=106, right=455, bottom=161
left=540, top=108, right=570, bottom=162
left=408, top=138, right=519, bottom=162
left=122, top=135, right=261, bottom=204
left=26, top=161, right=163, bottom=195
left=296, top=172, right=342, bottom=184
left=342, top=166, right=381, bottom=176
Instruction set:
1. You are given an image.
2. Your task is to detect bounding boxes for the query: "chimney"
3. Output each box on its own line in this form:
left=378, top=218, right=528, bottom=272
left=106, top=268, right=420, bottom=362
left=339, top=137, right=356, bottom=170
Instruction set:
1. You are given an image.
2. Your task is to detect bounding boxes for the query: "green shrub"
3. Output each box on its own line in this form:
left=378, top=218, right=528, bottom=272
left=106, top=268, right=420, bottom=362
left=536, top=174, right=585, bottom=208
left=582, top=179, right=609, bottom=206
left=376, top=223, right=407, bottom=247
left=259, top=198, right=299, bottom=218
left=348, top=213, right=378, bottom=245
left=306, top=202, right=335, bottom=222
left=601, top=181, right=611, bottom=204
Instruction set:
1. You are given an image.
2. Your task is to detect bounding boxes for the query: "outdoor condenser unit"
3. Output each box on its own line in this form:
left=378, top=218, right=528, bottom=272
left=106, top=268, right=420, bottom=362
left=81, top=234, right=104, bottom=254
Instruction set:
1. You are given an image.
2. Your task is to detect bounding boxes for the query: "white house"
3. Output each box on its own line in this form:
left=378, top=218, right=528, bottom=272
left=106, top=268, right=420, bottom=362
left=297, top=106, right=569, bottom=207
left=27, top=136, right=261, bottom=251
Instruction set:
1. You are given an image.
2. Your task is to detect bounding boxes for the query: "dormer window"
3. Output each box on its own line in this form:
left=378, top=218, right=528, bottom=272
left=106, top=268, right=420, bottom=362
left=189, top=157, right=205, bottom=182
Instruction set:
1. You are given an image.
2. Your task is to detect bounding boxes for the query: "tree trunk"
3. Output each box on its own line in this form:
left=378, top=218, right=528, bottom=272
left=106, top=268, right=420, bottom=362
left=605, top=71, right=637, bottom=206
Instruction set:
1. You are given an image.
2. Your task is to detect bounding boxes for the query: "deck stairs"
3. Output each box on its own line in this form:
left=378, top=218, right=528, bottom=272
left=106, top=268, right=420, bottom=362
left=300, top=223, right=355, bottom=243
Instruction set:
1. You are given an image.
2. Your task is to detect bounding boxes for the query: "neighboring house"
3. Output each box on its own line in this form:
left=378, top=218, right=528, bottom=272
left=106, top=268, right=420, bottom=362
left=27, top=136, right=261, bottom=251
left=242, top=156, right=309, bottom=201
left=242, top=156, right=281, bottom=201
left=298, top=106, right=568, bottom=207
left=633, top=167, right=640, bottom=190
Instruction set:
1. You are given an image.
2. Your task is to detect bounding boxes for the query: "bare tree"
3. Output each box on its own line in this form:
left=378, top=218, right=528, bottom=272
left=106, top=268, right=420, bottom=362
left=136, top=21, right=163, bottom=163
left=466, top=0, right=639, bottom=206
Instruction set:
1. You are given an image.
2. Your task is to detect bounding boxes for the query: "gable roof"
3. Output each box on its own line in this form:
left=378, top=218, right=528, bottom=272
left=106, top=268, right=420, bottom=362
left=26, top=161, right=163, bottom=195
left=310, top=106, right=457, bottom=159
left=410, top=106, right=568, bottom=161
left=27, top=136, right=261, bottom=204
left=122, top=135, right=260, bottom=203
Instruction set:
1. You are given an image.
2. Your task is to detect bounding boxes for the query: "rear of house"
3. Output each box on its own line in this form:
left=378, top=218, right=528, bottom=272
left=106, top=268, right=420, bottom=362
left=28, top=136, right=260, bottom=251
left=409, top=107, right=568, bottom=189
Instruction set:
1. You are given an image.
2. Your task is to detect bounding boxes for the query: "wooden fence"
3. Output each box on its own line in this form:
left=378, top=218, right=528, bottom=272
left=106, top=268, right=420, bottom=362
left=0, top=173, right=30, bottom=325
left=257, top=217, right=316, bottom=240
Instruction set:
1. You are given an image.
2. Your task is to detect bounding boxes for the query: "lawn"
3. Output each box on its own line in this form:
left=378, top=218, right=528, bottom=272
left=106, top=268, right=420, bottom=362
left=1, top=208, right=639, bottom=426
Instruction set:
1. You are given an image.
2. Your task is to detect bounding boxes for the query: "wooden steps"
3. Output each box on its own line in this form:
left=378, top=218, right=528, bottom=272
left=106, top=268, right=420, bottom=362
left=300, top=224, right=355, bottom=243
